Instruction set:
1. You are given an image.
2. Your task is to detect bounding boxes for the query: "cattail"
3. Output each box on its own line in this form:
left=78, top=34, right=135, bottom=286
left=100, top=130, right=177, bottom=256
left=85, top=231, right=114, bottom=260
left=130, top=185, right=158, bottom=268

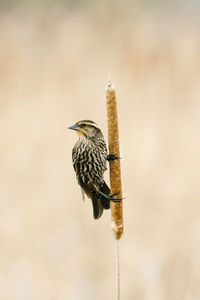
left=106, top=82, right=124, bottom=240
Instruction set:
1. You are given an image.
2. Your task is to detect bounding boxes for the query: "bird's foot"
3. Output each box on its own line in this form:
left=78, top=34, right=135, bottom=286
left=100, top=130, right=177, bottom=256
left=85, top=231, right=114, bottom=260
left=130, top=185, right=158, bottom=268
left=98, top=190, right=123, bottom=202
left=107, top=154, right=120, bottom=161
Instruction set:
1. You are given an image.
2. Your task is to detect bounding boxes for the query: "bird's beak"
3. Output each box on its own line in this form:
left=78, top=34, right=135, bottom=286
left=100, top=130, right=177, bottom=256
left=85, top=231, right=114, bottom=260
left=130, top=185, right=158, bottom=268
left=68, top=124, right=81, bottom=131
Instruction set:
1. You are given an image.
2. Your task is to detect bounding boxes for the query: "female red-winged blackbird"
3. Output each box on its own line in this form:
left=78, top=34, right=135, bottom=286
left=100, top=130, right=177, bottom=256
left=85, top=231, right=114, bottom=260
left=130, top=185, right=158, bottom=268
left=69, top=120, right=120, bottom=219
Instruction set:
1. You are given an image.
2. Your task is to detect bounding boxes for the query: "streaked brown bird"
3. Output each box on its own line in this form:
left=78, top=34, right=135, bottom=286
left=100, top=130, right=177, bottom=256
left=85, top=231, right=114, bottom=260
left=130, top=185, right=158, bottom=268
left=68, top=120, right=120, bottom=219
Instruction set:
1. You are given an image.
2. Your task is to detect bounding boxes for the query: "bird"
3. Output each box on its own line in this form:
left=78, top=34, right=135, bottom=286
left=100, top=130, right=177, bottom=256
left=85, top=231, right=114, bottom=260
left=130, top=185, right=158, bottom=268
left=68, top=120, right=120, bottom=219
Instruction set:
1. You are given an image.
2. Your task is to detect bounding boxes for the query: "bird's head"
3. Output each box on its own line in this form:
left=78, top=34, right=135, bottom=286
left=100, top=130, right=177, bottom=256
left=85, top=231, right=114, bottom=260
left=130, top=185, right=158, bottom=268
left=68, top=120, right=101, bottom=140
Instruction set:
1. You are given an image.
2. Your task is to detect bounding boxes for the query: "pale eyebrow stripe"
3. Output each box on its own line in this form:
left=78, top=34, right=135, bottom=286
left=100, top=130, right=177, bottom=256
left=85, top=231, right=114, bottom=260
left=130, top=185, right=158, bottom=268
left=78, top=122, right=99, bottom=128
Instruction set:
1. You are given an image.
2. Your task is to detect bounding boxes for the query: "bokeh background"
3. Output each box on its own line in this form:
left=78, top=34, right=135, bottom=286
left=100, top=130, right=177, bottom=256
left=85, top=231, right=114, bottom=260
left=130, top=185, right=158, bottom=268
left=1, top=0, right=200, bottom=299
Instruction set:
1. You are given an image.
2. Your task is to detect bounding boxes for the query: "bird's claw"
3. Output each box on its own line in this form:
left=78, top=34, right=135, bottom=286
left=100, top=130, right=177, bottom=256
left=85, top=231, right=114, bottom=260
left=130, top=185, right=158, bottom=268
left=109, top=192, right=123, bottom=202
left=107, top=154, right=121, bottom=161
left=98, top=190, right=123, bottom=202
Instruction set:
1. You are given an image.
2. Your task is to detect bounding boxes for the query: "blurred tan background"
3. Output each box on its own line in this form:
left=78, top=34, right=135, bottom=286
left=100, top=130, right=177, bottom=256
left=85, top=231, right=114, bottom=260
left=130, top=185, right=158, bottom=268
left=0, top=1, right=200, bottom=299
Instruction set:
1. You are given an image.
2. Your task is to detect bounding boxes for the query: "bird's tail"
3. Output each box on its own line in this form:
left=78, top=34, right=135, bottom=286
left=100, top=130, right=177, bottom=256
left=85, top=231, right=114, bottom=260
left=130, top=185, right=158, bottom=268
left=92, top=181, right=110, bottom=219
left=100, top=181, right=110, bottom=210
left=91, top=197, right=103, bottom=219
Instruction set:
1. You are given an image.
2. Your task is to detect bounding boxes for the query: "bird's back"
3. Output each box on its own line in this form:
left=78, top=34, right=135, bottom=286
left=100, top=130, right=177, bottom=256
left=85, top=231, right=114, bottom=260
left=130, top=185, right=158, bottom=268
left=72, top=138, right=107, bottom=186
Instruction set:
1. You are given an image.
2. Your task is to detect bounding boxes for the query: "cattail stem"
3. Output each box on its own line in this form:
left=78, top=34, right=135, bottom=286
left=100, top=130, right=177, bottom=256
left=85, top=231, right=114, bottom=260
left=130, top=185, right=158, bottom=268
left=106, top=82, right=124, bottom=240
left=116, top=239, right=120, bottom=300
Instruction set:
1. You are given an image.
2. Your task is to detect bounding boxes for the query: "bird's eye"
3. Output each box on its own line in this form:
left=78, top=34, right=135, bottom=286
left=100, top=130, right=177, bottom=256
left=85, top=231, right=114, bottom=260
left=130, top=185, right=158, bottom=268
left=81, top=124, right=87, bottom=128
